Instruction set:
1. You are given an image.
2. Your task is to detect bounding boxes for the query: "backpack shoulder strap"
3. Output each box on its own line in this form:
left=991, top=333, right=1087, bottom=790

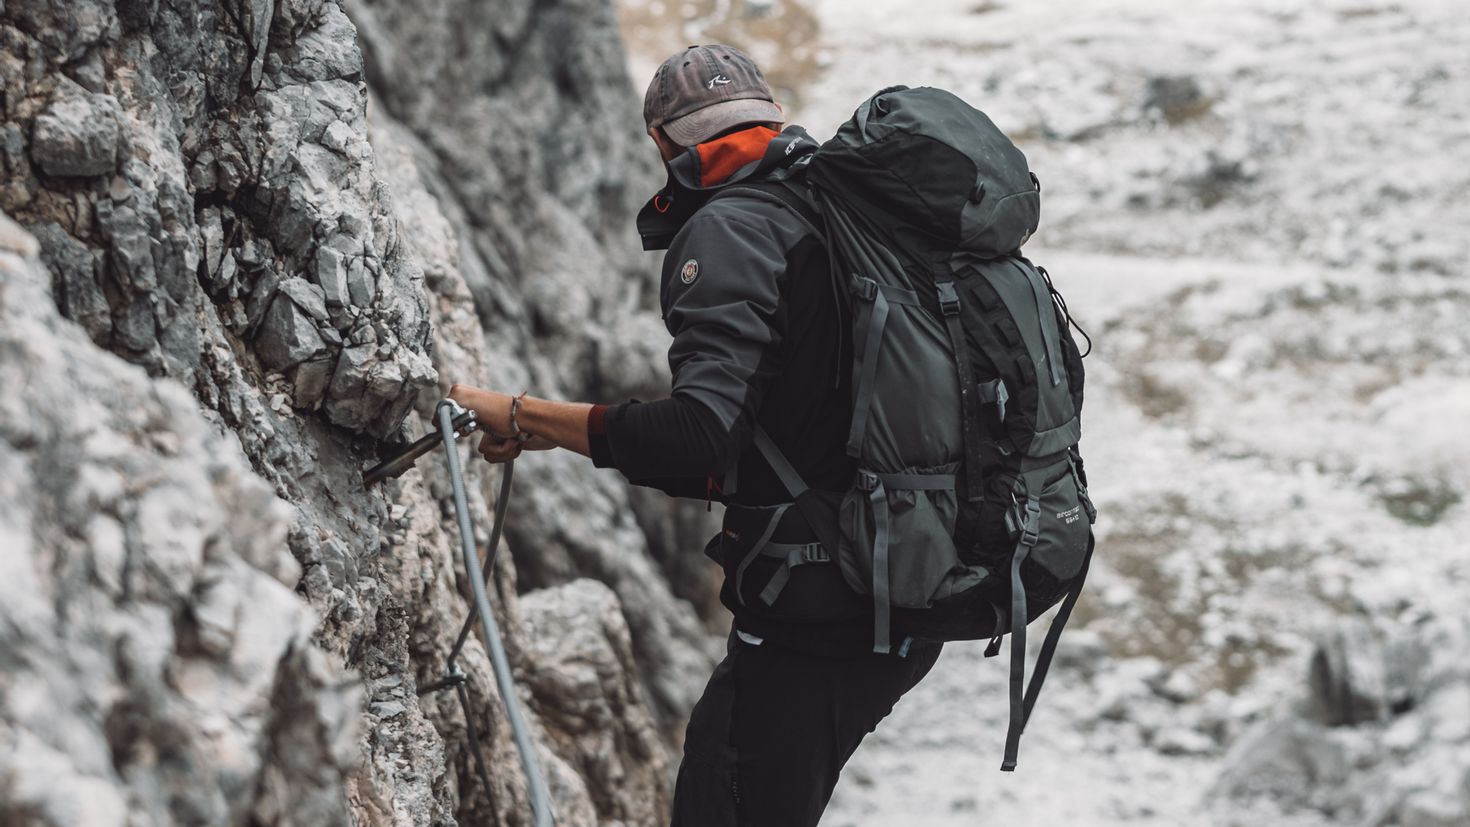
left=708, top=179, right=824, bottom=238
left=752, top=425, right=809, bottom=499
left=751, top=424, right=843, bottom=562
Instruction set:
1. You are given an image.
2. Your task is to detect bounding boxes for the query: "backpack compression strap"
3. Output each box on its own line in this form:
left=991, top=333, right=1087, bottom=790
left=1001, top=494, right=1041, bottom=771
left=857, top=469, right=956, bottom=654
left=1000, top=508, right=1097, bottom=771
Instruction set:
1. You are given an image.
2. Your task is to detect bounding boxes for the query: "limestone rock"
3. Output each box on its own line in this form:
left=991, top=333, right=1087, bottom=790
left=1308, top=617, right=1435, bottom=727
left=316, top=245, right=351, bottom=307
left=257, top=292, right=330, bottom=370
left=3, top=0, right=434, bottom=427
left=1212, top=717, right=1349, bottom=810
left=1308, top=617, right=1389, bottom=725
left=0, top=211, right=354, bottom=827
left=279, top=277, right=331, bottom=322
left=1141, top=74, right=1212, bottom=125
left=520, top=580, right=673, bottom=825
left=293, top=356, right=336, bottom=410
left=1213, top=615, right=1470, bottom=825
left=30, top=93, right=120, bottom=177
left=1, top=0, right=721, bottom=823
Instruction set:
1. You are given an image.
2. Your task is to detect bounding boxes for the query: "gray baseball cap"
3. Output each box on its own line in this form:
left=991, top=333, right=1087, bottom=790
left=643, top=45, right=784, bottom=147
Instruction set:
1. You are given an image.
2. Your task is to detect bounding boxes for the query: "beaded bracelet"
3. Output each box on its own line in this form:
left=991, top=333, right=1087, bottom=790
left=508, top=391, right=531, bottom=444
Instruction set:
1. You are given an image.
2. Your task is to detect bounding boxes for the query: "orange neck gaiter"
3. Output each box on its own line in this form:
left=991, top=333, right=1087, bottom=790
left=695, top=126, right=781, bottom=188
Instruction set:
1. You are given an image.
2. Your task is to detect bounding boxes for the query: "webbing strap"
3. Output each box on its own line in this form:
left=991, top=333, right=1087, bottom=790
left=862, top=280, right=922, bottom=306
left=866, top=471, right=956, bottom=491
left=871, top=480, right=893, bottom=654
left=978, top=378, right=1009, bottom=423
left=758, top=541, right=829, bottom=560
left=937, top=281, right=985, bottom=503
left=984, top=602, right=1006, bottom=658
left=734, top=503, right=790, bottom=607
left=751, top=425, right=843, bottom=563
left=855, top=468, right=954, bottom=652
left=847, top=281, right=891, bottom=457
left=756, top=541, right=830, bottom=605
left=1021, top=533, right=1095, bottom=730
left=1001, top=495, right=1042, bottom=772
left=723, top=459, right=740, bottom=497
left=752, top=428, right=808, bottom=499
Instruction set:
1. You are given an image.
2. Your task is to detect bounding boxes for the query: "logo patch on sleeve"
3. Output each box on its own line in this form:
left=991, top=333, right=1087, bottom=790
left=680, top=258, right=700, bottom=284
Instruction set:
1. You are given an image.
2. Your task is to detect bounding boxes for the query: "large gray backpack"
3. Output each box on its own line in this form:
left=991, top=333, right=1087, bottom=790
left=738, top=86, right=1098, bottom=771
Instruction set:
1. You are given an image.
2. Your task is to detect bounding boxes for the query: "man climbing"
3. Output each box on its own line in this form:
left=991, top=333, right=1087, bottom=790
left=448, top=44, right=940, bottom=827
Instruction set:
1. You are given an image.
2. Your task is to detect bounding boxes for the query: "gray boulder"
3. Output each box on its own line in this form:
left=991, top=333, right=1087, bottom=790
left=30, top=93, right=120, bottom=177
left=1213, top=616, right=1470, bottom=826
left=256, top=292, right=330, bottom=370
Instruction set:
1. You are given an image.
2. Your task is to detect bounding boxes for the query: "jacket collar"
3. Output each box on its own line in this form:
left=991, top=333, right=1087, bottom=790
left=637, top=125, right=819, bottom=251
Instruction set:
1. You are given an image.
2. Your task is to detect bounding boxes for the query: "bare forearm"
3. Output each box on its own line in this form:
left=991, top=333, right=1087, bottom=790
left=515, top=395, right=592, bottom=457
left=448, top=384, right=591, bottom=458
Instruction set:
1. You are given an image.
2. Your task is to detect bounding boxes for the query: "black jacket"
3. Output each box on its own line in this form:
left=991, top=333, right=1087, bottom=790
left=591, top=126, right=876, bottom=653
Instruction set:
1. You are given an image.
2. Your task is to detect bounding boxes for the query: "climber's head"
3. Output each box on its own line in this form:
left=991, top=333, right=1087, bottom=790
left=643, top=44, right=784, bottom=160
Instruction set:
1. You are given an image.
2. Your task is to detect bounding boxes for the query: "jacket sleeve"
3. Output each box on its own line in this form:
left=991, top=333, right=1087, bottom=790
left=594, top=208, right=790, bottom=483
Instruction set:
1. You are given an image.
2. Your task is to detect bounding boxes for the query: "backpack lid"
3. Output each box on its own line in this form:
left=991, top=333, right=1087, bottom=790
left=808, top=86, right=1040, bottom=258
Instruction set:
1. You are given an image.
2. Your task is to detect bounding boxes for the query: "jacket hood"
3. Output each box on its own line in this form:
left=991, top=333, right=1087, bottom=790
left=637, top=125, right=819, bottom=251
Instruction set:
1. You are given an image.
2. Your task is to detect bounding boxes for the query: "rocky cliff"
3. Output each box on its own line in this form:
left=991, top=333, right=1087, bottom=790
left=0, top=1, right=717, bottom=825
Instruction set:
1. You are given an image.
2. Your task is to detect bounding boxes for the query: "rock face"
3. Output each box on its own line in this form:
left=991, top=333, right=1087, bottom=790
left=348, top=0, right=724, bottom=729
left=519, top=580, right=674, bottom=825
left=1, top=1, right=719, bottom=826
left=1, top=211, right=355, bottom=826
left=2, top=0, right=436, bottom=428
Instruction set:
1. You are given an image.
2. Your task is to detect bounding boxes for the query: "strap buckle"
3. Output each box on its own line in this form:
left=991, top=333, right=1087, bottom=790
left=799, top=543, right=826, bottom=564
left=854, top=277, right=877, bottom=301
left=1007, top=495, right=1042, bottom=547
left=936, top=281, right=961, bottom=316
left=1020, top=498, right=1041, bottom=547
left=1067, top=454, right=1098, bottom=525
left=857, top=470, right=880, bottom=492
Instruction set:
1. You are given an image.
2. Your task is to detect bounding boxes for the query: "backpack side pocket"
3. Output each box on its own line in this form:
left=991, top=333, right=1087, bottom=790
left=837, top=461, right=985, bottom=653
left=1026, top=463, right=1093, bottom=582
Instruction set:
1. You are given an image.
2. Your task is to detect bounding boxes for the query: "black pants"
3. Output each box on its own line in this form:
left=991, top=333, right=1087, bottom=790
left=670, top=629, right=942, bottom=827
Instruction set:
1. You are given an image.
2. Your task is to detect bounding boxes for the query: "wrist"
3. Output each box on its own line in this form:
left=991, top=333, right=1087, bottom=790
left=508, top=391, right=531, bottom=442
left=471, top=388, right=514, bottom=438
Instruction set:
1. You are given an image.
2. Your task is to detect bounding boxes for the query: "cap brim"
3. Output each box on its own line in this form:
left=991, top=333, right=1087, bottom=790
left=661, top=98, right=784, bottom=147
